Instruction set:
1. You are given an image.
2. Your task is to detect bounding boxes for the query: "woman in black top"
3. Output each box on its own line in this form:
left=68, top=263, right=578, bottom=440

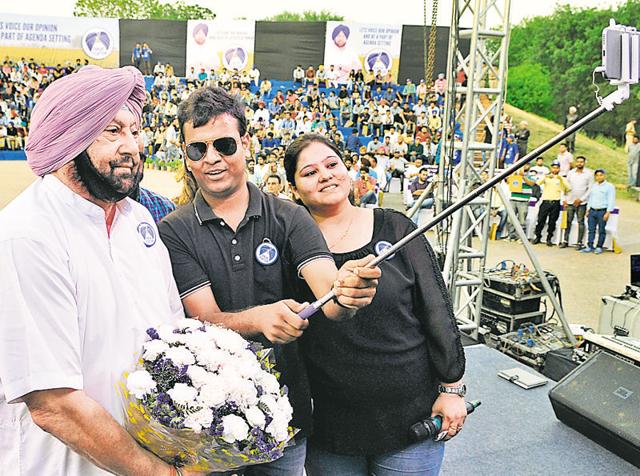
left=284, top=134, right=466, bottom=475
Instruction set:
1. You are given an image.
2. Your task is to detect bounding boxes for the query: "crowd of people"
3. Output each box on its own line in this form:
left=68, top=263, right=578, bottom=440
left=0, top=55, right=624, bottom=252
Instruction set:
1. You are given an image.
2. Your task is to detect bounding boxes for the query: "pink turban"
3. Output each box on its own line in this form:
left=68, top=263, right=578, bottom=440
left=26, top=65, right=146, bottom=176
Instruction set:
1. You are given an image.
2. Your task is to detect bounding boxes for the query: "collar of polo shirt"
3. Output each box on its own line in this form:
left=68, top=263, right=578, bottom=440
left=193, top=182, right=263, bottom=226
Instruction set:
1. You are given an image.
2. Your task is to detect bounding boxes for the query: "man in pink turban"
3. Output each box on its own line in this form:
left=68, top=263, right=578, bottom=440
left=0, top=66, right=202, bottom=476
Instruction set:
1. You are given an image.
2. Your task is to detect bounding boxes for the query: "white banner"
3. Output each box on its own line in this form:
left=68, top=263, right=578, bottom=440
left=324, top=21, right=403, bottom=84
left=186, top=20, right=255, bottom=74
left=0, top=14, right=119, bottom=67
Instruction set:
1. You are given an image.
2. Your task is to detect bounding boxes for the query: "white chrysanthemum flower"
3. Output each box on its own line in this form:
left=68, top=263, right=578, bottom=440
left=164, top=346, right=196, bottom=367
left=156, top=323, right=182, bottom=344
left=198, top=383, right=227, bottom=408
left=245, top=405, right=266, bottom=429
left=141, top=339, right=169, bottom=361
left=255, top=372, right=280, bottom=395
left=277, top=396, right=294, bottom=421
left=183, top=407, right=213, bottom=433
left=126, top=370, right=157, bottom=399
left=186, top=365, right=210, bottom=389
left=230, top=378, right=258, bottom=408
left=197, top=348, right=233, bottom=372
left=175, top=318, right=203, bottom=331
left=259, top=394, right=278, bottom=416
left=221, top=414, right=249, bottom=443
left=183, top=332, right=214, bottom=355
left=215, top=328, right=249, bottom=354
left=266, top=416, right=289, bottom=442
left=168, top=383, right=198, bottom=407
left=228, top=358, right=262, bottom=379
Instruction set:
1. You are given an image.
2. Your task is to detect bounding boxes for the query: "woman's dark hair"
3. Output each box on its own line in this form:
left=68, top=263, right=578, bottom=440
left=284, top=133, right=343, bottom=186
left=177, top=86, right=247, bottom=141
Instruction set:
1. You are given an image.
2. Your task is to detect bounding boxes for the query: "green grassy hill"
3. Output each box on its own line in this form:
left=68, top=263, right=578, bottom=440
left=504, top=103, right=628, bottom=186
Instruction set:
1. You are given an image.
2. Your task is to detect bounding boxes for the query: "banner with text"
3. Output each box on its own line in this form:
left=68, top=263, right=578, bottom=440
left=324, top=21, right=403, bottom=84
left=0, top=14, right=119, bottom=67
left=186, top=20, right=255, bottom=75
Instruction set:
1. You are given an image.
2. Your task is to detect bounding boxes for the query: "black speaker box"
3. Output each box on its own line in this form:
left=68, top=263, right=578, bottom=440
left=549, top=351, right=640, bottom=467
left=542, top=347, right=581, bottom=381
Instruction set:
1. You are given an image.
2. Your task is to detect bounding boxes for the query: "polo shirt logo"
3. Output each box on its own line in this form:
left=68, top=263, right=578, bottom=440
left=375, top=240, right=396, bottom=259
left=255, top=239, right=278, bottom=265
left=137, top=222, right=156, bottom=248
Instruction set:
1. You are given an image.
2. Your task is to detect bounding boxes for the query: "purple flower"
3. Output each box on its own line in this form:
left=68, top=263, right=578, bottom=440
left=146, top=328, right=160, bottom=340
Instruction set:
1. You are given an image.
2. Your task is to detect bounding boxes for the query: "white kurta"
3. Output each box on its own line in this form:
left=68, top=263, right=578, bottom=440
left=0, top=175, right=184, bottom=475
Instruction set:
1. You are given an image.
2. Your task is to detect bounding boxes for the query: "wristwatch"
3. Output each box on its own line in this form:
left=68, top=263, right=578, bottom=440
left=438, top=384, right=467, bottom=397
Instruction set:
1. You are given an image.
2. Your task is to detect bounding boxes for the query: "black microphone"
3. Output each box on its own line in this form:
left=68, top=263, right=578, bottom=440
left=409, top=400, right=481, bottom=442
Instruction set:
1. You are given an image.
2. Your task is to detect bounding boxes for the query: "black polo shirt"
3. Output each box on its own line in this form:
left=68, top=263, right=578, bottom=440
left=158, top=182, right=333, bottom=437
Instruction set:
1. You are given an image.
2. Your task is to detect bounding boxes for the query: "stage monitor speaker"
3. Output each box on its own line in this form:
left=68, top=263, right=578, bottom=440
left=549, top=351, right=640, bottom=467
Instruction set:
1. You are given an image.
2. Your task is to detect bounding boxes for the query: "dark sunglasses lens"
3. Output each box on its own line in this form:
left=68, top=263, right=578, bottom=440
left=186, top=142, right=207, bottom=161
left=213, top=137, right=237, bottom=156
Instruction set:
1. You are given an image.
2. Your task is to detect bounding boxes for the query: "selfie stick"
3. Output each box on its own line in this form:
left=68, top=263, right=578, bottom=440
left=298, top=81, right=629, bottom=320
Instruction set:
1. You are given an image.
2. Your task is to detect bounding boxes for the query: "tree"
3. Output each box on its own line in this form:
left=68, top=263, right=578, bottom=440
left=74, top=0, right=215, bottom=20
left=264, top=10, right=344, bottom=22
left=506, top=63, right=554, bottom=119
left=507, top=0, right=640, bottom=143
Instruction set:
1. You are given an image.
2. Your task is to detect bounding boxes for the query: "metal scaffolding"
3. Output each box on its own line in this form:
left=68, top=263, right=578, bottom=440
left=436, top=0, right=512, bottom=339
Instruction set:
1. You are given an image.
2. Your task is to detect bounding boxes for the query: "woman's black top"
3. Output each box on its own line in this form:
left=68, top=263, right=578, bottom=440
left=298, top=208, right=465, bottom=456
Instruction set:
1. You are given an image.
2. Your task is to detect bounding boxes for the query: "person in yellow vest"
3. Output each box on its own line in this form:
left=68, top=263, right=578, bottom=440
left=532, top=160, right=571, bottom=246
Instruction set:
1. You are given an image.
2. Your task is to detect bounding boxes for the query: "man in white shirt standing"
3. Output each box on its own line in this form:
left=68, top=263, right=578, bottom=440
left=556, top=143, right=574, bottom=177
left=561, top=155, right=594, bottom=249
left=0, top=66, right=199, bottom=476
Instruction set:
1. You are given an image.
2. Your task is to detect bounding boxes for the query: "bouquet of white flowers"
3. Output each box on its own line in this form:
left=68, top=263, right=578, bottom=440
left=119, top=318, right=296, bottom=471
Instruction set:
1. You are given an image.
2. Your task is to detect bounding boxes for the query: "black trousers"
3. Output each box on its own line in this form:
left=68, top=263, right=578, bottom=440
left=535, top=200, right=561, bottom=240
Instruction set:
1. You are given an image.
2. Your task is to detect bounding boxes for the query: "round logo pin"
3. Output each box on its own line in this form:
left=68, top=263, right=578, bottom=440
left=137, top=222, right=156, bottom=248
left=255, top=239, right=278, bottom=265
left=374, top=240, right=396, bottom=259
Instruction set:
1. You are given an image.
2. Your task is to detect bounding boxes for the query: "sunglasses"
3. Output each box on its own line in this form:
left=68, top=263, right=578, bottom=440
left=185, top=137, right=238, bottom=161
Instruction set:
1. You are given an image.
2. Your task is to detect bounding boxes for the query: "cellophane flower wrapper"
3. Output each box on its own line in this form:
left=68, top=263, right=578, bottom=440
left=118, top=319, right=298, bottom=471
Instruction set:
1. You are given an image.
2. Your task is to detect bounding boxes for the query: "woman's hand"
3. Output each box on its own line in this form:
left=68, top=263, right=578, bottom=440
left=430, top=393, right=468, bottom=441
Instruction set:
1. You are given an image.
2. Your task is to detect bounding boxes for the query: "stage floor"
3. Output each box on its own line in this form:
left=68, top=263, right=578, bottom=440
left=440, top=344, right=637, bottom=475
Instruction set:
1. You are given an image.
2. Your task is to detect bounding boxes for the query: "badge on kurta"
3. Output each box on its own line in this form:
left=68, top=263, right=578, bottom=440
left=137, top=222, right=156, bottom=247
left=255, top=239, right=278, bottom=265
left=374, top=240, right=396, bottom=259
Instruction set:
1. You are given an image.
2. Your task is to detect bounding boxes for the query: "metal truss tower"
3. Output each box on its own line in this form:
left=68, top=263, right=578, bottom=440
left=436, top=0, right=512, bottom=339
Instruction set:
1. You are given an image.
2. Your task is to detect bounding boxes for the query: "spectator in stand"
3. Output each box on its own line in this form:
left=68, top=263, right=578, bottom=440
left=346, top=128, right=361, bottom=153
left=533, top=160, right=571, bottom=246
left=405, top=156, right=425, bottom=181
left=407, top=135, right=424, bottom=157
left=556, top=143, right=574, bottom=177
left=561, top=156, right=593, bottom=249
left=565, top=106, right=578, bottom=153
left=265, top=174, right=290, bottom=200
left=581, top=169, right=616, bottom=254
left=293, top=65, right=305, bottom=85
left=353, top=166, right=378, bottom=206
left=141, top=42, right=153, bottom=75
left=262, top=131, right=279, bottom=153
left=402, top=79, right=416, bottom=103
left=304, top=65, right=315, bottom=87
left=389, top=150, right=407, bottom=191
left=416, top=78, right=428, bottom=101
left=407, top=167, right=434, bottom=224
left=627, top=135, right=640, bottom=187
left=259, top=78, right=272, bottom=97
left=515, top=120, right=530, bottom=157
left=434, top=73, right=447, bottom=96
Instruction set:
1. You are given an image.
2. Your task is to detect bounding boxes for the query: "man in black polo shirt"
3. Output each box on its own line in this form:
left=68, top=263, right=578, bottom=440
left=158, top=87, right=380, bottom=476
